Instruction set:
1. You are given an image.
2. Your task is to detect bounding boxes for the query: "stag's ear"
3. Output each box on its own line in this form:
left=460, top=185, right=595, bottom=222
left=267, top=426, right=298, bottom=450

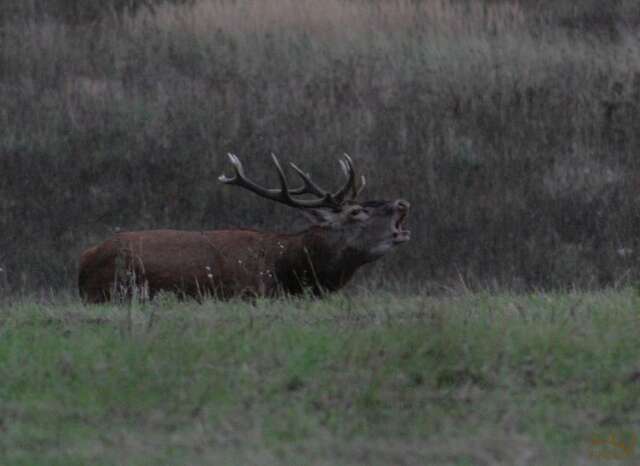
left=300, top=208, right=339, bottom=226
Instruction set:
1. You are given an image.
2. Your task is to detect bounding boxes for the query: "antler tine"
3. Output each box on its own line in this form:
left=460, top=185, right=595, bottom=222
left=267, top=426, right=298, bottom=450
left=289, top=162, right=328, bottom=197
left=342, top=154, right=367, bottom=199
left=272, top=154, right=343, bottom=207
left=219, top=153, right=273, bottom=194
left=353, top=175, right=366, bottom=199
left=218, top=153, right=247, bottom=185
left=332, top=153, right=357, bottom=203
left=219, top=153, right=341, bottom=209
left=269, top=153, right=298, bottom=204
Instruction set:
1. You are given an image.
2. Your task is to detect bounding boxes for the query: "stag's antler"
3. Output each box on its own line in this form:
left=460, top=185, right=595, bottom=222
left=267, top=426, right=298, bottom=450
left=337, top=153, right=366, bottom=201
left=219, top=153, right=365, bottom=209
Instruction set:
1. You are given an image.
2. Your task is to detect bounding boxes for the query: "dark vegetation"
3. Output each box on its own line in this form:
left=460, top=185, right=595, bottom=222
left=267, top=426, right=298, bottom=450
left=2, top=0, right=640, bottom=293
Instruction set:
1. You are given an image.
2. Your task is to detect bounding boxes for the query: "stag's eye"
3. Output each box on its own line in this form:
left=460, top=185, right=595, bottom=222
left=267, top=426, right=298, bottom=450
left=350, top=208, right=364, bottom=217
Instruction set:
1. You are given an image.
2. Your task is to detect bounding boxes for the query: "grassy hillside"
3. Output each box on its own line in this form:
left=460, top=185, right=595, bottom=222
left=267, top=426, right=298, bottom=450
left=2, top=0, right=640, bottom=293
left=1, top=290, right=639, bottom=465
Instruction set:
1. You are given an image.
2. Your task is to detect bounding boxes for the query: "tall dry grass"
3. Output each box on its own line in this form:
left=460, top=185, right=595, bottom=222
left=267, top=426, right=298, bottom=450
left=1, top=0, right=640, bottom=292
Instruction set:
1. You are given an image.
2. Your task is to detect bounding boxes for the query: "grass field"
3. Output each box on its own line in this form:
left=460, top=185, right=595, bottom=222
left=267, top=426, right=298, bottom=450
left=3, top=2, right=640, bottom=463
left=1, top=289, right=639, bottom=465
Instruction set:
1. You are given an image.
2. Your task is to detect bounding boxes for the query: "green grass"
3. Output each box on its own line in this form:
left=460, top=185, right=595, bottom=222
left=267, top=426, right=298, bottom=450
left=0, top=290, right=639, bottom=465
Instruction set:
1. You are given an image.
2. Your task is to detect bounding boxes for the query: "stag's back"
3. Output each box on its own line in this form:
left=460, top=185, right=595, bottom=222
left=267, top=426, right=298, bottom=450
left=78, top=230, right=270, bottom=302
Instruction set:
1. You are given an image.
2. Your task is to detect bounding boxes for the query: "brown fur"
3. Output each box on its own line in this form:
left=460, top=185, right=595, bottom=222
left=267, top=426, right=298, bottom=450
left=79, top=154, right=410, bottom=302
left=79, top=225, right=373, bottom=302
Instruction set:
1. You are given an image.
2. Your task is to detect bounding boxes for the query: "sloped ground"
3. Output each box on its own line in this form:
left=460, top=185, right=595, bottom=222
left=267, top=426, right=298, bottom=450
left=3, top=0, right=640, bottom=291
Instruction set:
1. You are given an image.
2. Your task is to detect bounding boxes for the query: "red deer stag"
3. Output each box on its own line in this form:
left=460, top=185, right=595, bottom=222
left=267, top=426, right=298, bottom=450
left=78, top=154, right=410, bottom=302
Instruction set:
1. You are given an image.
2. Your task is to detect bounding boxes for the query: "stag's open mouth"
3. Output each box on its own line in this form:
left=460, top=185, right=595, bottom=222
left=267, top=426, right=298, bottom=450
left=392, top=210, right=410, bottom=243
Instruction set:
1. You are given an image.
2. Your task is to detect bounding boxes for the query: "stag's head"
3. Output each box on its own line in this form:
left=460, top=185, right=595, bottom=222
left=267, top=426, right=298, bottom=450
left=219, top=153, right=410, bottom=264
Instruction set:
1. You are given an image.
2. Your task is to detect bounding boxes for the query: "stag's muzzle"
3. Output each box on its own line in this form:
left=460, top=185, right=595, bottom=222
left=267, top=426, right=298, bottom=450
left=392, top=199, right=410, bottom=243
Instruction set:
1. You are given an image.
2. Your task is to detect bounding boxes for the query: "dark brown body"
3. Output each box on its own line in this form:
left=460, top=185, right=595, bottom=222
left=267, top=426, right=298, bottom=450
left=78, top=154, right=410, bottom=303
left=79, top=228, right=363, bottom=302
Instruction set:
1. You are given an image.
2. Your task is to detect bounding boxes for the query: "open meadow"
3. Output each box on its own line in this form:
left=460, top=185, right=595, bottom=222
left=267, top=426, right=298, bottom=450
left=3, top=1, right=640, bottom=464
left=1, top=289, right=639, bottom=465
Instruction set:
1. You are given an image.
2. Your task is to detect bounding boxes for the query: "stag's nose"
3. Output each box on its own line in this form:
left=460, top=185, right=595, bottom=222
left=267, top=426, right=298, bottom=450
left=395, top=199, right=410, bottom=211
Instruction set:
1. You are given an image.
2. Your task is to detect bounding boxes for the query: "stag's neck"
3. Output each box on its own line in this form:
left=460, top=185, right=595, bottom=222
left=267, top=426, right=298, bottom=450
left=273, top=226, right=366, bottom=294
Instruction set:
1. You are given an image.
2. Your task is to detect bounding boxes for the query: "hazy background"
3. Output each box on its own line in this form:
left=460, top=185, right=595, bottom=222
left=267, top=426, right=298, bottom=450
left=2, top=0, right=640, bottom=293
